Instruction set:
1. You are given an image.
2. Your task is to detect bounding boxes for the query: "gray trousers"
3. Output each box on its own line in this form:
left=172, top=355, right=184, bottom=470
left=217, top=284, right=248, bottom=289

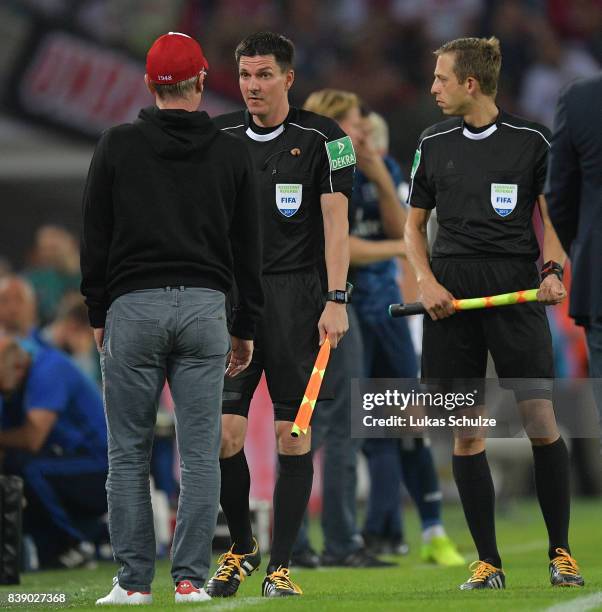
left=101, top=287, right=229, bottom=591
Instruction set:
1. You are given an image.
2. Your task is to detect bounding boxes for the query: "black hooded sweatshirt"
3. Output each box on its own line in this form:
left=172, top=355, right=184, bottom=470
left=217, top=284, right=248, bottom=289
left=81, top=106, right=263, bottom=339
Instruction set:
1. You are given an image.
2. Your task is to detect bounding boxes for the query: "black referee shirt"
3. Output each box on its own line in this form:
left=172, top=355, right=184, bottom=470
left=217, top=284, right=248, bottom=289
left=409, top=109, right=551, bottom=260
left=213, top=107, right=355, bottom=274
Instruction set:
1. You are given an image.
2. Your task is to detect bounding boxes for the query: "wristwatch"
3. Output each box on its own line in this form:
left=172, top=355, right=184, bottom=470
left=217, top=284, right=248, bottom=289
left=541, top=260, right=563, bottom=282
left=326, top=289, right=350, bottom=304
left=326, top=282, right=353, bottom=304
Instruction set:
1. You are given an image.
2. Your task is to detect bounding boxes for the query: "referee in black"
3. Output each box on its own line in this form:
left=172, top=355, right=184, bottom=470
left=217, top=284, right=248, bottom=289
left=207, top=32, right=353, bottom=598
left=405, top=37, right=585, bottom=590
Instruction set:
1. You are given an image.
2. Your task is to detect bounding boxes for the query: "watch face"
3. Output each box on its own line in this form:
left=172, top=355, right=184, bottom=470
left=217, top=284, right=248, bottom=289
left=327, top=290, right=348, bottom=303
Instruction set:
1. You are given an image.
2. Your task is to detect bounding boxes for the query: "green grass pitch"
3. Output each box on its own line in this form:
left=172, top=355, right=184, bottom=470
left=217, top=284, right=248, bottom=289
left=0, top=500, right=600, bottom=611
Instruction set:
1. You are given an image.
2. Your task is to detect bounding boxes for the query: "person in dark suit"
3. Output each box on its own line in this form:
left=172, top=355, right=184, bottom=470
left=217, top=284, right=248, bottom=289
left=544, top=73, right=602, bottom=452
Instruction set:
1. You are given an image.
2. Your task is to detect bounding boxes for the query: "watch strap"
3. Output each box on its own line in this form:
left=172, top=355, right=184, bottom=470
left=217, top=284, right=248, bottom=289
left=541, top=260, right=563, bottom=282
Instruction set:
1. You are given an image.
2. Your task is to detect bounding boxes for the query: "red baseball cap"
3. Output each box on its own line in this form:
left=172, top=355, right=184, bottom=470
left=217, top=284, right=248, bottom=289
left=146, top=32, right=209, bottom=84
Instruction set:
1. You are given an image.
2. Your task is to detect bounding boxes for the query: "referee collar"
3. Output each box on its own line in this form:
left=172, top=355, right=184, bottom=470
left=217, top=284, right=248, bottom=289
left=244, top=108, right=297, bottom=142
left=462, top=108, right=503, bottom=141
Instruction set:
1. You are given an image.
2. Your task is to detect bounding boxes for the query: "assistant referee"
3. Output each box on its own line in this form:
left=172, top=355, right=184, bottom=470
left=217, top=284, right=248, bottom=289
left=207, top=32, right=353, bottom=598
left=405, top=36, right=584, bottom=590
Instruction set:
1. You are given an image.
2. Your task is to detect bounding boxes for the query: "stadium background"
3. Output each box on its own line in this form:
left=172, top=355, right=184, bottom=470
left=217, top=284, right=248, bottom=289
left=0, top=0, right=600, bottom=585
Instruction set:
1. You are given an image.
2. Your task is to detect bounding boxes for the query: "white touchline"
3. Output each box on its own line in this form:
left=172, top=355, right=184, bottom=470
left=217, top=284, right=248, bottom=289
left=544, top=592, right=602, bottom=612
left=209, top=596, right=264, bottom=611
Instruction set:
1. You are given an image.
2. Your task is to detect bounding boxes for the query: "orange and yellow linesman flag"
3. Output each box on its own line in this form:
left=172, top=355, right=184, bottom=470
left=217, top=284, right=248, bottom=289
left=291, top=339, right=331, bottom=437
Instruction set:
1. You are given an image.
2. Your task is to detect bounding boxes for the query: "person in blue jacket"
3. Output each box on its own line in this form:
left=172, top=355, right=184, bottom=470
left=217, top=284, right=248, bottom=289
left=0, top=335, right=107, bottom=568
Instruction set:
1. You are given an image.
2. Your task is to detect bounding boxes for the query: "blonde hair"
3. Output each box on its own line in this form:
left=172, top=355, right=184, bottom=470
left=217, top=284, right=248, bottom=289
left=303, top=89, right=360, bottom=121
left=367, top=112, right=389, bottom=153
left=435, top=37, right=501, bottom=97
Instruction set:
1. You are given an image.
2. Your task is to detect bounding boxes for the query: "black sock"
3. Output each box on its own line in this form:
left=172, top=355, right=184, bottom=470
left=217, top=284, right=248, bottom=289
left=452, top=451, right=502, bottom=568
left=219, top=450, right=254, bottom=554
left=268, top=452, right=313, bottom=572
left=532, top=437, right=571, bottom=559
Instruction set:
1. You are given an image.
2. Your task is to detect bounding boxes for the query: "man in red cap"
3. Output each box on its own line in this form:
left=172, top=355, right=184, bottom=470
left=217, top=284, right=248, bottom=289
left=83, top=32, right=263, bottom=605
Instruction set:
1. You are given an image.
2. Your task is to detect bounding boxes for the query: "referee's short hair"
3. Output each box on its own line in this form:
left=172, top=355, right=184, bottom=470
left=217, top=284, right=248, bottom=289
left=435, top=37, right=502, bottom=97
left=303, top=89, right=360, bottom=121
left=235, top=32, right=294, bottom=72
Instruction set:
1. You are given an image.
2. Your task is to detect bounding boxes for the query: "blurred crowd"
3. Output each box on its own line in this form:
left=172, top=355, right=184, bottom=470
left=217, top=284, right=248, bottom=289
left=16, top=0, right=601, bottom=165
left=0, top=226, right=96, bottom=380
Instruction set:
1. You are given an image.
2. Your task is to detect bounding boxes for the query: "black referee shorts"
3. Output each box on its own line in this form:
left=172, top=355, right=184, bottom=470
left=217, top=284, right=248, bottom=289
left=223, top=270, right=333, bottom=422
left=421, top=258, right=554, bottom=402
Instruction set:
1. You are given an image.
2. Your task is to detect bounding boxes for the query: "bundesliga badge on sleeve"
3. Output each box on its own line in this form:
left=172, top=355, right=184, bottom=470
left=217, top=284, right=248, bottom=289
left=325, top=136, right=356, bottom=171
left=410, top=148, right=421, bottom=179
